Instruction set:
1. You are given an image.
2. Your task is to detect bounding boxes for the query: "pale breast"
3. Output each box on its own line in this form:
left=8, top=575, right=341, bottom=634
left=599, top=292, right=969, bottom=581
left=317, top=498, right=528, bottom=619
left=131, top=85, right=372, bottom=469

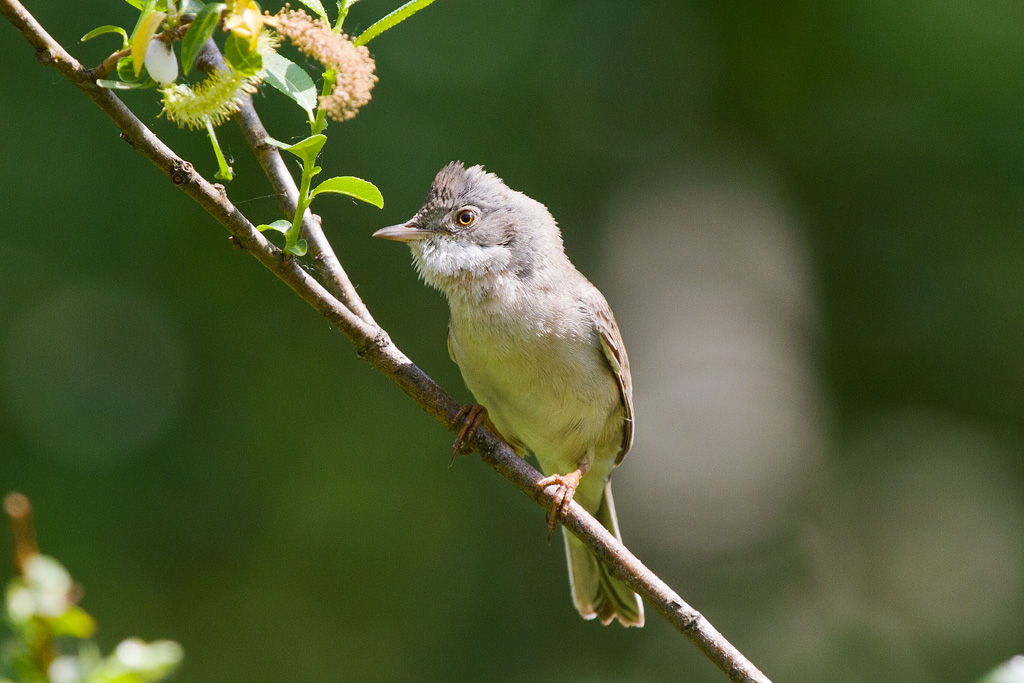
left=447, top=290, right=624, bottom=476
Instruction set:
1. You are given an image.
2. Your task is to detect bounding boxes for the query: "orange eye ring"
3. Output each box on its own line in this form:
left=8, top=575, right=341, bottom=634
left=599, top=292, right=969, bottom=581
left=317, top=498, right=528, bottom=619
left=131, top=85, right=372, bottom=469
left=456, top=209, right=477, bottom=226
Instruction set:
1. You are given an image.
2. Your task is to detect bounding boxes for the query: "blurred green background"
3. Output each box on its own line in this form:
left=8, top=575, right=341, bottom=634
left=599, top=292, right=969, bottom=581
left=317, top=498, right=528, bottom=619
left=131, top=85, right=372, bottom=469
left=2, top=1, right=1024, bottom=681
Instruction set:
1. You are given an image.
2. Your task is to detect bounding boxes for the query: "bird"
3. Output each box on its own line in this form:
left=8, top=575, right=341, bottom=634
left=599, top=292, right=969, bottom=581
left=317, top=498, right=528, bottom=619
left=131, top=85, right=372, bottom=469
left=373, top=162, right=643, bottom=627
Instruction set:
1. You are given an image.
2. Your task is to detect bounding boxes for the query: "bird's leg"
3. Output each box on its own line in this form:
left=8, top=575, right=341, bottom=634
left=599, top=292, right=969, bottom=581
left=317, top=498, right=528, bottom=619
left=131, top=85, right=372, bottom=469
left=449, top=403, right=498, bottom=467
left=535, top=459, right=591, bottom=542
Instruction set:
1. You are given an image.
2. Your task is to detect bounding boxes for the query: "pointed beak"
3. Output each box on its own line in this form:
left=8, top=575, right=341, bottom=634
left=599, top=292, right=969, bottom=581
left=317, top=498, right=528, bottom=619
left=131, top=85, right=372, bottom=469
left=373, top=221, right=433, bottom=242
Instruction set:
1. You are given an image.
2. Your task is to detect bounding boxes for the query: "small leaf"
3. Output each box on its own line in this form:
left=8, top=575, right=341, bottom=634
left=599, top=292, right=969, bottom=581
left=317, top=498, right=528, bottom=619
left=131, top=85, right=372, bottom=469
left=48, top=606, right=97, bottom=639
left=257, top=219, right=292, bottom=234
left=124, top=0, right=145, bottom=8
left=81, top=25, right=129, bottom=49
left=286, top=135, right=327, bottom=164
left=295, top=0, right=327, bottom=21
left=116, top=56, right=151, bottom=82
left=181, top=3, right=225, bottom=75
left=117, top=55, right=137, bottom=80
left=265, top=134, right=327, bottom=166
left=205, top=118, right=233, bottom=181
left=311, top=176, right=383, bottom=208
left=97, top=77, right=157, bottom=89
left=262, top=52, right=317, bottom=120
left=286, top=239, right=308, bottom=256
left=130, top=10, right=167, bottom=76
left=224, top=31, right=262, bottom=76
left=354, top=0, right=437, bottom=47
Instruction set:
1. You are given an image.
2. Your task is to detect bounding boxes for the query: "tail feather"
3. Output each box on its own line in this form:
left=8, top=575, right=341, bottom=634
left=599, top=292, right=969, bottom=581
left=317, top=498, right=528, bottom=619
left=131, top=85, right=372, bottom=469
left=562, top=481, right=644, bottom=627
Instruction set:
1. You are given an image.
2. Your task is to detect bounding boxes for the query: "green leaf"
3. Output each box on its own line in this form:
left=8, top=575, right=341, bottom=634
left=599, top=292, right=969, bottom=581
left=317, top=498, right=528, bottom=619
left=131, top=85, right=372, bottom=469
left=205, top=118, right=233, bottom=181
left=7, top=651, right=46, bottom=683
left=264, top=134, right=327, bottom=166
left=96, top=77, right=158, bottom=89
left=354, top=0, right=437, bottom=47
left=286, top=239, right=308, bottom=256
left=180, top=3, right=224, bottom=74
left=262, top=52, right=317, bottom=121
left=311, top=176, right=384, bottom=208
left=295, top=0, right=327, bottom=21
left=117, top=55, right=144, bottom=81
left=124, top=0, right=145, bottom=8
left=48, top=605, right=97, bottom=639
left=81, top=25, right=130, bottom=49
left=257, top=219, right=291, bottom=234
left=224, top=31, right=262, bottom=76
left=112, top=57, right=159, bottom=88
left=286, top=135, right=327, bottom=164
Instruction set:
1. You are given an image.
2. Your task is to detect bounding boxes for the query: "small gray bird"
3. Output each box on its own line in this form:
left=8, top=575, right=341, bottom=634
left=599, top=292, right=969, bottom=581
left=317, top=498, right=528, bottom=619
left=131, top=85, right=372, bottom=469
left=374, top=162, right=643, bottom=627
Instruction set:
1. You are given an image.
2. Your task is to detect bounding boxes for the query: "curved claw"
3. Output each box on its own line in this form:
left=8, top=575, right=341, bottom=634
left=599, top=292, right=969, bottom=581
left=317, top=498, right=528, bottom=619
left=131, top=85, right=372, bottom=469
left=535, top=470, right=583, bottom=543
left=449, top=404, right=489, bottom=467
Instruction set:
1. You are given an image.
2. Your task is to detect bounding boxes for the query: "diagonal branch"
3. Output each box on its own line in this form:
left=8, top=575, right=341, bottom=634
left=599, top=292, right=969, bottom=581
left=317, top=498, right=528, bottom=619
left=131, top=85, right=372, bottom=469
left=0, top=2, right=771, bottom=681
left=195, top=44, right=374, bottom=324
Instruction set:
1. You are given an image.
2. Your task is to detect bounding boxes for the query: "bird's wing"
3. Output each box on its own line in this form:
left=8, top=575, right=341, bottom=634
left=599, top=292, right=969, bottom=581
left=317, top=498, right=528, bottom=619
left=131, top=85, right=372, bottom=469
left=446, top=319, right=456, bottom=363
left=591, top=298, right=634, bottom=464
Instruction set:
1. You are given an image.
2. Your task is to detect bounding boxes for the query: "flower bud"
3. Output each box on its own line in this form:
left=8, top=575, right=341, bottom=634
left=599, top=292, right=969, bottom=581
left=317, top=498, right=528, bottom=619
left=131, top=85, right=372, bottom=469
left=144, top=38, right=178, bottom=86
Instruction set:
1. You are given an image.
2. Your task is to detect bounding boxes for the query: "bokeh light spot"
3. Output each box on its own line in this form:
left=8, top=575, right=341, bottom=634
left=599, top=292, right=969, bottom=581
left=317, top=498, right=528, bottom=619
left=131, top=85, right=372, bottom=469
left=601, top=163, right=825, bottom=555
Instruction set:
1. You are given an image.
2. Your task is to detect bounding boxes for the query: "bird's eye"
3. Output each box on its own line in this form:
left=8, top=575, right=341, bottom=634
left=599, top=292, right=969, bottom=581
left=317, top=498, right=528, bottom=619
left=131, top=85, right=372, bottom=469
left=456, top=209, right=477, bottom=226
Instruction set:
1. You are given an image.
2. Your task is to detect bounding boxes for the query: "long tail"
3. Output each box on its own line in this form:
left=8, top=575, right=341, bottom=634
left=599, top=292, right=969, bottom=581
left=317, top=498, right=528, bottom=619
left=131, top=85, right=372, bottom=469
left=562, top=481, right=644, bottom=627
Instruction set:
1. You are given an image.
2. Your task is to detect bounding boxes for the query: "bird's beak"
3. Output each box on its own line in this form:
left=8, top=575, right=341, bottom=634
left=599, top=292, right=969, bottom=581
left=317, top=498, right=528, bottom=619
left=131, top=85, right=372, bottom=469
left=372, top=221, right=433, bottom=242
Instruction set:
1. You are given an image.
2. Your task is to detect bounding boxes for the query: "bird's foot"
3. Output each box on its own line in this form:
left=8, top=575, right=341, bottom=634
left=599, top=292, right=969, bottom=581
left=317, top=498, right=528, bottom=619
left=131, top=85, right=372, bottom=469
left=535, top=469, right=583, bottom=543
left=449, top=403, right=492, bottom=467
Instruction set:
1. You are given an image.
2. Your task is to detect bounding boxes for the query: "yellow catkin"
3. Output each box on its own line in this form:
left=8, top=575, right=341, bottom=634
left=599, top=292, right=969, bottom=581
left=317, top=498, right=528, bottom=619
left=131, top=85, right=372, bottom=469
left=161, top=32, right=279, bottom=129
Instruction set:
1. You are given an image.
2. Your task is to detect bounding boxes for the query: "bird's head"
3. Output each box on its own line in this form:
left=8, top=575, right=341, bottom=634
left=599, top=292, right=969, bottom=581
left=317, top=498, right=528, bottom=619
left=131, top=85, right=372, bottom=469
left=374, top=162, right=564, bottom=292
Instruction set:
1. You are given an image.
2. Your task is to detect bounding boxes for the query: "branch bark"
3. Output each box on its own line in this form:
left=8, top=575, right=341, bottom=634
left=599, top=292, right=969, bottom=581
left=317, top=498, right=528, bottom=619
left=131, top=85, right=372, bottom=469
left=0, top=2, right=771, bottom=681
left=201, top=42, right=373, bottom=324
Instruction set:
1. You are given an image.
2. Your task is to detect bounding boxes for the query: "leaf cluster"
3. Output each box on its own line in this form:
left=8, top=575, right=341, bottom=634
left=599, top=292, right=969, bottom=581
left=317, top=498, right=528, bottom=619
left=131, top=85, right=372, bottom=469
left=2, top=556, right=182, bottom=683
left=79, top=0, right=436, bottom=250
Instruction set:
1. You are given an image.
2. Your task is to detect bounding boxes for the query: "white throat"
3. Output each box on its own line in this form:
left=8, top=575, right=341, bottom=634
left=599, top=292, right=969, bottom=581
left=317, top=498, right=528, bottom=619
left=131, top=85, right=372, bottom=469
left=410, top=236, right=512, bottom=293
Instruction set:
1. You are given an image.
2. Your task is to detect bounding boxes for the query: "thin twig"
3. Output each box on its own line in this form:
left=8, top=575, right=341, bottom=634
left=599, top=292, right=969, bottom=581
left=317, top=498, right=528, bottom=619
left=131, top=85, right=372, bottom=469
left=237, top=101, right=375, bottom=323
left=194, top=44, right=374, bottom=323
left=90, top=19, right=193, bottom=81
left=0, top=2, right=770, bottom=681
left=3, top=492, right=38, bottom=576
